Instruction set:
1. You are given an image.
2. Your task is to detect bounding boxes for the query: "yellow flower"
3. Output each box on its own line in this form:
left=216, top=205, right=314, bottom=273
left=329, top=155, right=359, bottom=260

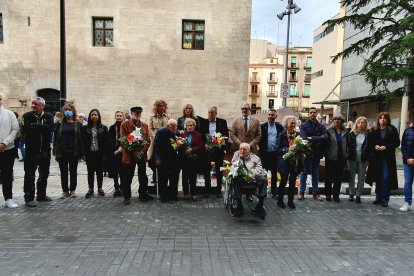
left=294, top=137, right=300, bottom=142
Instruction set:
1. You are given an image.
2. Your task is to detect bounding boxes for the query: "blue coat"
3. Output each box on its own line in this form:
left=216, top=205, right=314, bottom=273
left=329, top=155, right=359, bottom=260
left=401, top=126, right=414, bottom=164
left=153, top=127, right=180, bottom=164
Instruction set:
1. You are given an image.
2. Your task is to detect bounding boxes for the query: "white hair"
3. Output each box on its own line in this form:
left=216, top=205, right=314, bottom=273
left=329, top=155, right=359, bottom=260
left=32, top=96, right=46, bottom=106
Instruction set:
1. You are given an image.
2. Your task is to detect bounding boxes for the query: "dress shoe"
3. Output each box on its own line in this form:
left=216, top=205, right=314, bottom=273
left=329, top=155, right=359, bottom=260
left=373, top=199, right=383, bottom=205
left=139, top=193, right=154, bottom=201
left=313, top=194, right=322, bottom=201
left=297, top=192, right=305, bottom=200
left=326, top=195, right=332, bottom=201
left=381, top=202, right=388, bottom=207
left=287, top=200, right=296, bottom=209
left=216, top=193, right=222, bottom=199
left=349, top=195, right=354, bottom=202
left=85, top=189, right=94, bottom=198
left=123, top=198, right=131, bottom=205
left=25, top=200, right=37, bottom=207
left=36, top=195, right=52, bottom=202
left=246, top=194, right=253, bottom=203
left=277, top=201, right=286, bottom=209
left=113, top=189, right=122, bottom=197
left=333, top=196, right=340, bottom=203
left=355, top=196, right=361, bottom=204
left=98, top=188, right=105, bottom=196
left=251, top=206, right=266, bottom=220
left=232, top=206, right=244, bottom=217
left=160, top=197, right=169, bottom=203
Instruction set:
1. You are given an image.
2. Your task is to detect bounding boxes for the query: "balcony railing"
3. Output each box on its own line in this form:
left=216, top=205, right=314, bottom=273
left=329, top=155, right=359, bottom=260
left=267, top=77, right=278, bottom=83
left=266, top=91, right=278, bottom=97
left=288, top=63, right=298, bottom=68
left=249, top=76, right=260, bottom=82
left=304, top=74, right=312, bottom=82
left=289, top=77, right=297, bottom=82
left=248, top=90, right=260, bottom=97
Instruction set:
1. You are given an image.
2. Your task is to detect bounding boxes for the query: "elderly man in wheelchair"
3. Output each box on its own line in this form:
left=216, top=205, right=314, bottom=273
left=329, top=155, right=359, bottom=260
left=226, top=142, right=268, bottom=219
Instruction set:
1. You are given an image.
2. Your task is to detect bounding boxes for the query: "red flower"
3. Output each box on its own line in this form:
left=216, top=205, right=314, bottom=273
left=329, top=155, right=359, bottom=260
left=127, top=134, right=135, bottom=142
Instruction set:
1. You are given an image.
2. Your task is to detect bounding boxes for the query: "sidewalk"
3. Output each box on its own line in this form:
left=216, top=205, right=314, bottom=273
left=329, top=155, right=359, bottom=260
left=0, top=157, right=413, bottom=275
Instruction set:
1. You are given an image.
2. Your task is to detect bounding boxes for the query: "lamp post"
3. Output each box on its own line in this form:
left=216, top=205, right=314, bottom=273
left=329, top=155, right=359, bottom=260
left=60, top=0, right=67, bottom=107
left=277, top=0, right=301, bottom=107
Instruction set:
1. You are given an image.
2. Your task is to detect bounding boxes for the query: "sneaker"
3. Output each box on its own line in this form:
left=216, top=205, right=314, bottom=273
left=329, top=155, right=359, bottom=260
left=297, top=192, right=305, bottom=200
left=85, top=190, right=94, bottom=198
left=25, top=200, right=37, bottom=207
left=399, top=202, right=411, bottom=212
left=36, top=195, right=52, bottom=202
left=69, top=191, right=77, bottom=198
left=355, top=196, right=361, bottom=204
left=313, top=194, right=323, bottom=201
left=98, top=188, right=105, bottom=196
left=5, top=199, right=18, bottom=208
left=60, top=192, right=70, bottom=199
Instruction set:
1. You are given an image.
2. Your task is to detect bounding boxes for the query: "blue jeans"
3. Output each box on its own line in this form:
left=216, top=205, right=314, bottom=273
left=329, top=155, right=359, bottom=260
left=299, top=158, right=320, bottom=194
left=403, top=164, right=414, bottom=205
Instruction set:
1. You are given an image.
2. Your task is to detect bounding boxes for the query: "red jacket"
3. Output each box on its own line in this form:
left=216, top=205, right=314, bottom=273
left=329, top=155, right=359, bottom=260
left=120, top=119, right=150, bottom=165
left=184, top=130, right=203, bottom=155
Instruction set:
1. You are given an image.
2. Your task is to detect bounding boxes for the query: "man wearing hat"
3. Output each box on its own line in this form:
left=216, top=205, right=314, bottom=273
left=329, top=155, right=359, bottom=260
left=120, top=106, right=153, bottom=205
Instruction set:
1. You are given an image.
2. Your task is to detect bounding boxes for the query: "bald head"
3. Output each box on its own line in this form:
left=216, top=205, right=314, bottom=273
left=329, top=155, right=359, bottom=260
left=167, top=119, right=178, bottom=133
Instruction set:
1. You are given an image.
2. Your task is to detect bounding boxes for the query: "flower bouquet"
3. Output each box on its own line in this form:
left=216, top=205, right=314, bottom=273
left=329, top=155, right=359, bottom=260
left=282, top=135, right=312, bottom=160
left=170, top=136, right=196, bottom=159
left=220, top=160, right=253, bottom=183
left=205, top=132, right=227, bottom=151
left=118, top=127, right=149, bottom=161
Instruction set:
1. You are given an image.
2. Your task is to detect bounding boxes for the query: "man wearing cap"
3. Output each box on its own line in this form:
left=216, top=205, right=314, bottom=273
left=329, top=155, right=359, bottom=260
left=23, top=96, right=55, bottom=207
left=120, top=106, right=153, bottom=205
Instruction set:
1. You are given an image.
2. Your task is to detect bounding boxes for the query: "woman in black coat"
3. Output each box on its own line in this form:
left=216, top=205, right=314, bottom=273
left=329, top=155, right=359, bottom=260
left=81, top=109, right=109, bottom=198
left=276, top=115, right=303, bottom=209
left=363, top=112, right=400, bottom=207
left=107, top=111, right=125, bottom=197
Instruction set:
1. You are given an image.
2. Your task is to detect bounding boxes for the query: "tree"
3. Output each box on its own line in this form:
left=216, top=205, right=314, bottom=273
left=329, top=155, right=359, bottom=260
left=324, top=0, right=414, bottom=123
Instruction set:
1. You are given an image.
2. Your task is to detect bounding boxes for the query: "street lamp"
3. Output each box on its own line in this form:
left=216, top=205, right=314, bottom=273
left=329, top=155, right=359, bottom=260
left=277, top=0, right=301, bottom=107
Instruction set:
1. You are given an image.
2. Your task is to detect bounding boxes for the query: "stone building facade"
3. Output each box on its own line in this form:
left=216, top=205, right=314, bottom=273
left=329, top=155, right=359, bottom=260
left=0, top=0, right=252, bottom=123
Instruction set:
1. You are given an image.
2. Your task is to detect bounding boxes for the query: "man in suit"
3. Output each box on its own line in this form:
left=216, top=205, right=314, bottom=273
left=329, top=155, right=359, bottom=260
left=258, top=108, right=284, bottom=199
left=120, top=106, right=153, bottom=205
left=199, top=106, right=229, bottom=198
left=230, top=103, right=261, bottom=154
left=154, top=119, right=180, bottom=202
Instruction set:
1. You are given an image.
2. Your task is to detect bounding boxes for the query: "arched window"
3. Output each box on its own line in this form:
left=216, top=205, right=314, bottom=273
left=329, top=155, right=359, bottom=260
left=36, top=88, right=61, bottom=113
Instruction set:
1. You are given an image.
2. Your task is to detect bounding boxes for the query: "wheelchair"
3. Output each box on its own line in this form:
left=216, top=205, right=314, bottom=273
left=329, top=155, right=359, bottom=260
left=223, top=176, right=264, bottom=219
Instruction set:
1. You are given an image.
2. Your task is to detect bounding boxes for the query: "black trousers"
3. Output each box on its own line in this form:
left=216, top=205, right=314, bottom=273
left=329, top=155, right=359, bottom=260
left=24, top=151, right=51, bottom=201
left=203, top=149, right=225, bottom=194
left=261, top=151, right=278, bottom=195
left=0, top=149, right=15, bottom=200
left=325, top=159, right=345, bottom=197
left=278, top=170, right=297, bottom=202
left=111, top=154, right=124, bottom=189
left=158, top=162, right=179, bottom=199
left=85, top=151, right=103, bottom=190
left=232, top=175, right=267, bottom=200
left=58, top=152, right=79, bottom=193
left=182, top=158, right=197, bottom=196
left=122, top=159, right=148, bottom=199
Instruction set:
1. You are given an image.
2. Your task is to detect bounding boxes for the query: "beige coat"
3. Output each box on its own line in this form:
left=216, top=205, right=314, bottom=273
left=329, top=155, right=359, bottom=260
left=230, top=116, right=261, bottom=153
left=147, top=113, right=171, bottom=159
left=231, top=151, right=267, bottom=177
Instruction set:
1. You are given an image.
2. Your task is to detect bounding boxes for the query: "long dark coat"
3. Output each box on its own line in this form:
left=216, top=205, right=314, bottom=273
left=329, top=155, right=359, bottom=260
left=362, top=125, right=400, bottom=189
left=276, top=130, right=304, bottom=175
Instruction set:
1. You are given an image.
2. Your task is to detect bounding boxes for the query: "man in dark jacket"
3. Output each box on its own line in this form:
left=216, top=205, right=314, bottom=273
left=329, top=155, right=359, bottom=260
left=23, top=97, right=55, bottom=207
left=258, top=108, right=284, bottom=199
left=199, top=106, right=229, bottom=198
left=298, top=107, right=327, bottom=201
left=154, top=119, right=180, bottom=202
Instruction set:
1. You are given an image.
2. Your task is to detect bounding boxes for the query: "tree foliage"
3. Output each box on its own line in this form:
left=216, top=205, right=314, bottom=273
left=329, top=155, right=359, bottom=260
left=324, top=0, right=414, bottom=99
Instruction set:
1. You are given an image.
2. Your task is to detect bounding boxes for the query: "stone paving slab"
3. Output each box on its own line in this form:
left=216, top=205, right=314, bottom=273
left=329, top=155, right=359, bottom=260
left=0, top=158, right=413, bottom=275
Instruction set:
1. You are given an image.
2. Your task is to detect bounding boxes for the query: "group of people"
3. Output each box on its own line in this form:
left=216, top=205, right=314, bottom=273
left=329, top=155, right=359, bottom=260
left=1, top=95, right=414, bottom=217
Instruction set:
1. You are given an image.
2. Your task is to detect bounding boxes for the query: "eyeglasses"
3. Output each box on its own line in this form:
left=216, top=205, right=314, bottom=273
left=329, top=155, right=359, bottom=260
left=241, top=108, right=250, bottom=110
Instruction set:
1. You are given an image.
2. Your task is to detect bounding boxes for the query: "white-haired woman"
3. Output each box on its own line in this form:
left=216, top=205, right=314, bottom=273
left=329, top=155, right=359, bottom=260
left=347, top=116, right=368, bottom=203
left=325, top=114, right=349, bottom=202
left=276, top=115, right=303, bottom=209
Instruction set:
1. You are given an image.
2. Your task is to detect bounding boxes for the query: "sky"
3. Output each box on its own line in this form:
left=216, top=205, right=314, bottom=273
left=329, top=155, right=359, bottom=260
left=251, top=0, right=341, bottom=47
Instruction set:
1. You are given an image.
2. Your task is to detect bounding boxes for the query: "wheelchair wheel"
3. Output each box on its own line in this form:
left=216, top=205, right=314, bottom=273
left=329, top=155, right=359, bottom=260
left=223, top=177, right=230, bottom=208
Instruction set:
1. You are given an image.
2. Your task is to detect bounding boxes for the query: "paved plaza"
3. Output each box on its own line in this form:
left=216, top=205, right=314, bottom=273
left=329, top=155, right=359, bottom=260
left=0, top=158, right=413, bottom=275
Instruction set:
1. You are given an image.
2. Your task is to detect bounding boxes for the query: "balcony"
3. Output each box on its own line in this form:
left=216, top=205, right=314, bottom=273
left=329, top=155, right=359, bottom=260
left=304, top=65, right=312, bottom=69
left=289, top=77, right=298, bottom=82
left=248, top=90, right=260, bottom=97
left=249, top=76, right=260, bottom=83
left=267, top=77, right=278, bottom=84
left=266, top=91, right=278, bottom=97
left=288, top=63, right=298, bottom=69
left=304, top=74, right=312, bottom=82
